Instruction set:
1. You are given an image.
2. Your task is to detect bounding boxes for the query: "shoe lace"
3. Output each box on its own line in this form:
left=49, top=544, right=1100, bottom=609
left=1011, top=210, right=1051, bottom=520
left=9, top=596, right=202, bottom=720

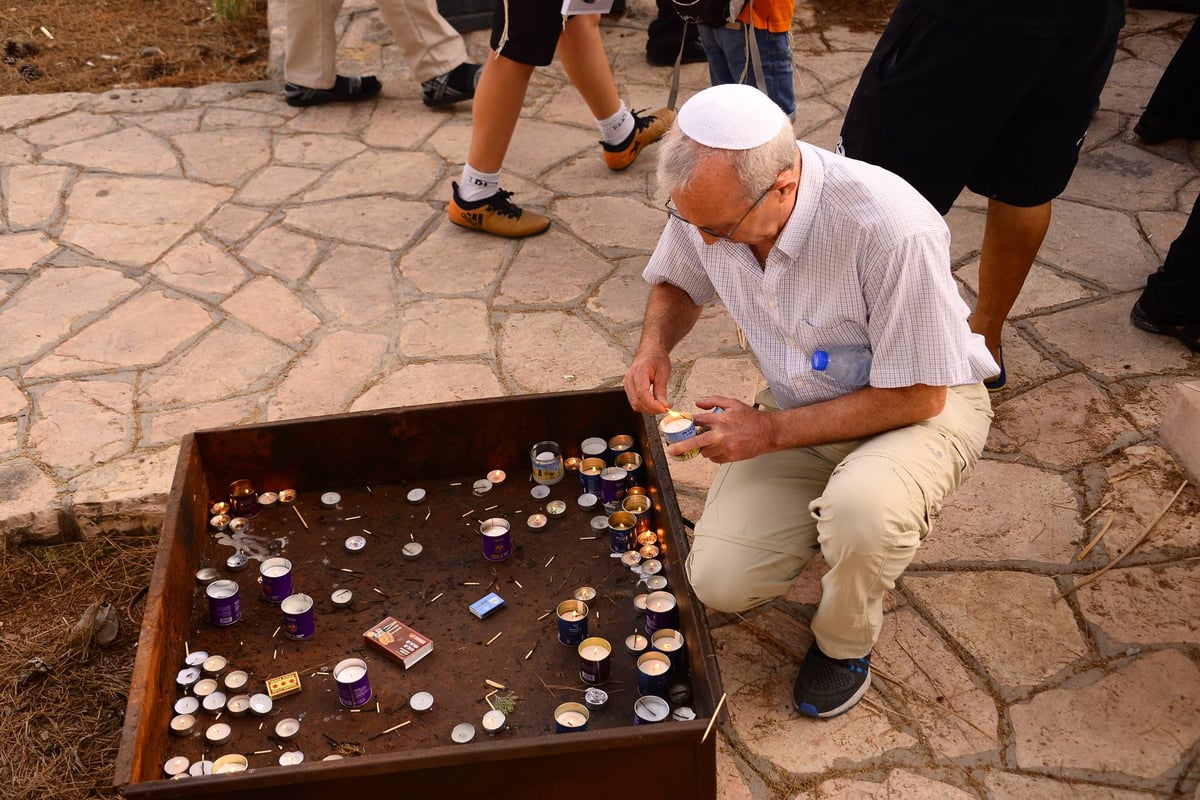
left=630, top=108, right=658, bottom=133
left=484, top=189, right=522, bottom=219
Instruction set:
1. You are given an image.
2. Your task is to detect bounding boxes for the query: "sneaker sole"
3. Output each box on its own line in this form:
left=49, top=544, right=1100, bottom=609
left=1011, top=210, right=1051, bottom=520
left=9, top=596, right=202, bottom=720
left=794, top=671, right=871, bottom=719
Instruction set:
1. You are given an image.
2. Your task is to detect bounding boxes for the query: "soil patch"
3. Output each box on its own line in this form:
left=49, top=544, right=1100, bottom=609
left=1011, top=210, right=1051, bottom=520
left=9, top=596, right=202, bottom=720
left=1, top=0, right=268, bottom=96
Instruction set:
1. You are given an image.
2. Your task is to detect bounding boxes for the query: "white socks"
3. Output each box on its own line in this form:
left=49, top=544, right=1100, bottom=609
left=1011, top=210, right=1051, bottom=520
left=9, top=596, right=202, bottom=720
left=597, top=101, right=635, bottom=147
left=458, top=165, right=500, bottom=203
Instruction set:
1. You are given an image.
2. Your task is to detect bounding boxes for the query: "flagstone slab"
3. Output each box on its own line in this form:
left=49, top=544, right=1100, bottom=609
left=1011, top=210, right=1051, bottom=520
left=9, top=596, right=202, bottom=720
left=399, top=298, right=490, bottom=358
left=360, top=101, right=445, bottom=151
left=0, top=378, right=26, bottom=418
left=300, top=150, right=440, bottom=202
left=498, top=119, right=598, bottom=178
left=1137, top=210, right=1188, bottom=262
left=0, top=231, right=58, bottom=271
left=956, top=259, right=1095, bottom=318
left=5, top=165, right=73, bottom=230
left=1077, top=563, right=1200, bottom=648
left=713, top=609, right=916, bottom=775
left=0, top=266, right=139, bottom=365
left=126, top=109, right=204, bottom=136
left=27, top=379, right=134, bottom=478
left=43, top=127, right=179, bottom=175
left=982, top=771, right=1159, bottom=800
left=398, top=222, right=512, bottom=295
left=1066, top=142, right=1196, bottom=212
left=68, top=445, right=179, bottom=538
left=813, top=771, right=977, bottom=800
left=284, top=196, right=432, bottom=251
left=715, top=735, right=754, bottom=800
left=267, top=330, right=389, bottom=420
left=0, top=457, right=60, bottom=544
left=92, top=88, right=185, bottom=114
left=284, top=100, right=377, bottom=135
left=350, top=363, right=503, bottom=411
left=240, top=224, right=320, bottom=282
left=499, top=310, right=629, bottom=393
left=919, top=460, right=1082, bottom=565
left=220, top=276, right=321, bottom=344
left=586, top=256, right=653, bottom=326
left=173, top=128, right=274, bottom=184
left=0, top=131, right=36, bottom=164
left=203, top=204, right=271, bottom=245
left=152, top=233, right=248, bottom=300
left=142, top=396, right=259, bottom=447
left=308, top=244, right=397, bottom=326
left=27, top=290, right=212, bottom=378
left=1036, top=201, right=1156, bottom=292
left=60, top=175, right=232, bottom=264
left=1098, top=444, right=1199, bottom=554
left=18, top=111, right=117, bottom=148
left=202, top=108, right=289, bottom=130
left=907, top=571, right=1087, bottom=689
left=1033, top=296, right=1196, bottom=379
left=0, top=93, right=89, bottom=131
left=235, top=165, right=324, bottom=205
left=139, top=322, right=295, bottom=407
left=497, top=231, right=613, bottom=305
left=1100, top=57, right=1166, bottom=117
left=556, top=195, right=664, bottom=252
left=274, top=132, right=367, bottom=168
left=1011, top=649, right=1200, bottom=778
left=991, top=374, right=1130, bottom=469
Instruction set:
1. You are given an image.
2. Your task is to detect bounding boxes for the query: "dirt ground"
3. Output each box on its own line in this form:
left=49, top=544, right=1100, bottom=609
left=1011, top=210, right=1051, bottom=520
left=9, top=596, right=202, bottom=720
left=0, top=2, right=893, bottom=797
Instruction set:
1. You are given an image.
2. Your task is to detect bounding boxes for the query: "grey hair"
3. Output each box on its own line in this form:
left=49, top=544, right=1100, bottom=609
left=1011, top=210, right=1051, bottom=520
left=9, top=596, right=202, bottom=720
left=657, top=118, right=796, bottom=204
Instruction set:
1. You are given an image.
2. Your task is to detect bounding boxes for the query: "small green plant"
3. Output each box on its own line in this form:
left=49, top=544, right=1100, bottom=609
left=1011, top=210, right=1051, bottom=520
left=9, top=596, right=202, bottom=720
left=213, top=0, right=253, bottom=23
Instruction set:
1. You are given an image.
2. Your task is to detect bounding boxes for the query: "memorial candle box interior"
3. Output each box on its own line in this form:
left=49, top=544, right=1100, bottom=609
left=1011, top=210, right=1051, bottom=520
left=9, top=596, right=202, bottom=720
left=114, top=389, right=722, bottom=800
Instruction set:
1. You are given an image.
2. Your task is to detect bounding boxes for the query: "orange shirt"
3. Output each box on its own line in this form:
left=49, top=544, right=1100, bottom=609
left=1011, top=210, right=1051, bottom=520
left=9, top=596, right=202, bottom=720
left=736, top=0, right=795, bottom=33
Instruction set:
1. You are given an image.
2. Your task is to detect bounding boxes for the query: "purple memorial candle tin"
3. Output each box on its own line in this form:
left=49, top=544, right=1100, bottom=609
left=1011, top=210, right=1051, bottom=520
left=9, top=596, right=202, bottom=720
left=281, top=593, right=315, bottom=640
left=259, top=557, right=293, bottom=604
left=205, top=580, right=241, bottom=627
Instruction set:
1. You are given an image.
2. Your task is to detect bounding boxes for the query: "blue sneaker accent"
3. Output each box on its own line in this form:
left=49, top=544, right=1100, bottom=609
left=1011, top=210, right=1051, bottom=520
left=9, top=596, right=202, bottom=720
left=984, top=345, right=1006, bottom=392
left=792, top=642, right=872, bottom=719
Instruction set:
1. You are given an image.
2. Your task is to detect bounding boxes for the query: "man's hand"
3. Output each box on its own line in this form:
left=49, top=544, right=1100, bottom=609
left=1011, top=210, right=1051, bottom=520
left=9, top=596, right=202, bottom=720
left=623, top=348, right=672, bottom=414
left=664, top=396, right=777, bottom=463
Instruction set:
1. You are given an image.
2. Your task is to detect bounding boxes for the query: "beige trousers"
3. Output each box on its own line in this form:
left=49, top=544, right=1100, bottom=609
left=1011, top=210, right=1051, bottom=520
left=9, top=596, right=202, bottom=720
left=284, top=0, right=468, bottom=88
left=685, top=382, right=993, bottom=660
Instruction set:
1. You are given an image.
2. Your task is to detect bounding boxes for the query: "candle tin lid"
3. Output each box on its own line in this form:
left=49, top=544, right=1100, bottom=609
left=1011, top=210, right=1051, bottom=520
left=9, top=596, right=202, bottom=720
left=211, top=754, right=248, bottom=774
left=573, top=586, right=597, bottom=603
left=451, top=723, right=476, bottom=744
left=188, top=760, right=213, bottom=776
left=249, top=693, right=273, bottom=716
left=192, top=678, right=219, bottom=698
left=472, top=479, right=493, bottom=497
left=482, top=709, right=506, bottom=734
left=577, top=492, right=599, bottom=511
left=530, top=485, right=551, bottom=500
left=227, top=517, right=250, bottom=535
left=201, top=691, right=227, bottom=714
left=322, top=755, right=344, bottom=761
left=409, top=691, right=434, bottom=713
left=163, top=756, right=191, bottom=778
left=279, top=489, right=297, bottom=504
left=226, top=695, right=251, bottom=717
left=195, top=567, right=220, bottom=584
left=279, top=751, right=305, bottom=766
left=169, top=714, right=195, bottom=736
left=672, top=705, right=697, bottom=722
left=223, top=670, right=249, bottom=691
left=275, top=717, right=301, bottom=740
left=344, top=535, right=366, bottom=553
left=176, top=667, right=202, bottom=688
left=174, top=696, right=200, bottom=715
left=545, top=500, right=567, bottom=517
left=583, top=687, right=609, bottom=709
left=401, top=541, right=423, bottom=560
left=634, top=695, right=670, bottom=723
left=526, top=513, right=548, bottom=530
left=645, top=574, right=669, bottom=591
left=620, top=550, right=642, bottom=567
left=320, top=491, right=341, bottom=508
left=331, top=588, right=354, bottom=607
left=225, top=552, right=249, bottom=571
left=184, top=650, right=209, bottom=667
left=204, top=722, right=231, bottom=745
left=406, top=487, right=427, bottom=505
left=258, top=491, right=279, bottom=507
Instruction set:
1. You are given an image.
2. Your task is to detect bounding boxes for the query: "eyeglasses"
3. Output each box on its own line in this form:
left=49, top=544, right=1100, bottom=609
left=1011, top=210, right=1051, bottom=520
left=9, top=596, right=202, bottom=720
left=664, top=171, right=783, bottom=241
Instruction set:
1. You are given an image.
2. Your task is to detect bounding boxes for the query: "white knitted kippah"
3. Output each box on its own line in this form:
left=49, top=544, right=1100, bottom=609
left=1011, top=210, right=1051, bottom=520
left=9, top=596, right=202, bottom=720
left=677, top=84, right=787, bottom=150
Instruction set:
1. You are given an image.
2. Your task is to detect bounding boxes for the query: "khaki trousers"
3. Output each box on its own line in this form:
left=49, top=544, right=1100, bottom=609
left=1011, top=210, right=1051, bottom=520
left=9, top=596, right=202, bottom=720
left=685, top=382, right=993, bottom=659
left=284, top=0, right=467, bottom=88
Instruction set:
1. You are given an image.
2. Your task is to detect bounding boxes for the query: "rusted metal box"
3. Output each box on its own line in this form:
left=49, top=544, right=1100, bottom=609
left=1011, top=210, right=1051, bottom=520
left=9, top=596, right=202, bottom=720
left=115, top=390, right=721, bottom=799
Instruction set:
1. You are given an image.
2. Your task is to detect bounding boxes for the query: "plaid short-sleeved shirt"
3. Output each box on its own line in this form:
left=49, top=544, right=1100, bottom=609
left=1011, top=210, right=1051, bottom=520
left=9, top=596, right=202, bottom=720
left=644, top=141, right=998, bottom=410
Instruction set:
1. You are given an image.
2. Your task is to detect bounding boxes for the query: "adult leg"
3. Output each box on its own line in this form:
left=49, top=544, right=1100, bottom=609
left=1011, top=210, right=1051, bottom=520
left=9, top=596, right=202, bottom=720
left=378, top=0, right=467, bottom=82
left=647, top=0, right=705, bottom=66
left=284, top=0, right=344, bottom=88
left=1133, top=198, right=1200, bottom=350
left=1135, top=17, right=1200, bottom=143
left=968, top=199, right=1052, bottom=365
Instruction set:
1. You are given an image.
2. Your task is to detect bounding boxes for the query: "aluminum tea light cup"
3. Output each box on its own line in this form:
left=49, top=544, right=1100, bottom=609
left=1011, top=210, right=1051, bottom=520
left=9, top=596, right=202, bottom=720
left=223, top=670, right=249, bottom=692
left=249, top=693, right=273, bottom=716
left=274, top=717, right=301, bottom=741
left=409, top=691, right=434, bottom=714
left=211, top=754, right=248, bottom=774
left=169, top=714, right=195, bottom=736
left=201, top=691, right=227, bottom=715
left=174, top=696, right=200, bottom=716
left=200, top=654, right=227, bottom=676
left=204, top=722, right=232, bottom=746
left=451, top=723, right=476, bottom=744
left=226, top=695, right=251, bottom=717
left=482, top=709, right=507, bottom=736
left=279, top=751, right=305, bottom=766
left=163, top=756, right=191, bottom=778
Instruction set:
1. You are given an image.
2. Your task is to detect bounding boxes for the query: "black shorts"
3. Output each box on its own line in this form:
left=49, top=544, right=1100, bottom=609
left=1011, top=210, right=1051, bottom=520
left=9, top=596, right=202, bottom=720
left=838, top=0, right=1118, bottom=213
left=490, top=0, right=567, bottom=67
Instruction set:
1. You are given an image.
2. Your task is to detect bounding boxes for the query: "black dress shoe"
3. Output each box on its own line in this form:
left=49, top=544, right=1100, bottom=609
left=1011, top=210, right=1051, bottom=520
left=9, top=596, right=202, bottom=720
left=1131, top=299, right=1200, bottom=353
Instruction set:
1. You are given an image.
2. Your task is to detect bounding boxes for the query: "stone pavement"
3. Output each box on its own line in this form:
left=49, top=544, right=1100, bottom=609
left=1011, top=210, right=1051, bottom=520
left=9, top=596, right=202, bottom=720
left=2, top=2, right=1200, bottom=797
